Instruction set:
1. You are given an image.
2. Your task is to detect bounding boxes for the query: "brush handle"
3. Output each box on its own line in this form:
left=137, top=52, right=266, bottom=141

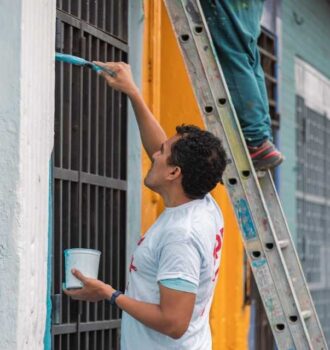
left=92, top=64, right=117, bottom=78
left=55, top=52, right=117, bottom=78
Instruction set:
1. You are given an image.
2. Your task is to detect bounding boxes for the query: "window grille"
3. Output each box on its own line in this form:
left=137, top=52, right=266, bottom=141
left=296, top=95, right=330, bottom=341
left=258, top=28, right=279, bottom=130
left=52, top=2, right=128, bottom=349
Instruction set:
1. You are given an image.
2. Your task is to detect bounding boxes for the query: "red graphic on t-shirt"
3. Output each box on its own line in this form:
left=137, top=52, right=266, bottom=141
left=213, top=228, right=223, bottom=260
left=213, top=234, right=222, bottom=260
left=200, top=228, right=224, bottom=317
left=212, top=227, right=224, bottom=282
left=137, top=237, right=145, bottom=245
left=200, top=306, right=206, bottom=317
left=212, top=267, right=219, bottom=282
left=129, top=256, right=137, bottom=272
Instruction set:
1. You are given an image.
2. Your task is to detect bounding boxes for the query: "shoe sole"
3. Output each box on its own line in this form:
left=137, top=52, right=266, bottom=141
left=253, top=155, right=285, bottom=171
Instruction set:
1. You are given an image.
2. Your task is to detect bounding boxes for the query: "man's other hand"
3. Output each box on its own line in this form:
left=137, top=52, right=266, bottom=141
left=63, top=269, right=114, bottom=302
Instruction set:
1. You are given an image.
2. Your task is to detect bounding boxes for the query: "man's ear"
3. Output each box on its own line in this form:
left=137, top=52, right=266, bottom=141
left=166, top=166, right=182, bottom=180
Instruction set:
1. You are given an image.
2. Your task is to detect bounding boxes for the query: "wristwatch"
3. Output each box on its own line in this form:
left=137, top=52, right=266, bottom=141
left=109, top=290, right=123, bottom=305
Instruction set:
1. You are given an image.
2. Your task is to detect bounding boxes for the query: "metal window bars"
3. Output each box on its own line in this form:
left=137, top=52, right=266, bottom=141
left=52, top=2, right=128, bottom=349
left=296, top=96, right=330, bottom=342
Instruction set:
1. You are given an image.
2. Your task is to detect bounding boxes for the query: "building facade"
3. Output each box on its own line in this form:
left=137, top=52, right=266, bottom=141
left=279, top=0, right=330, bottom=343
left=0, top=0, right=329, bottom=349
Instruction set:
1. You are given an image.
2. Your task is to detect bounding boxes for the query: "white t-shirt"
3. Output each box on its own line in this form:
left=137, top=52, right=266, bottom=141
left=121, top=194, right=224, bottom=350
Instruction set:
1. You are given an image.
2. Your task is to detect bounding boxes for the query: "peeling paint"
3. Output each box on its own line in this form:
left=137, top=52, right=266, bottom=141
left=234, top=198, right=257, bottom=240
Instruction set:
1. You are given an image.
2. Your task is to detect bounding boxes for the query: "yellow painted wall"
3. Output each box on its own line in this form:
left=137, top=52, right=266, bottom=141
left=141, top=1, right=250, bottom=348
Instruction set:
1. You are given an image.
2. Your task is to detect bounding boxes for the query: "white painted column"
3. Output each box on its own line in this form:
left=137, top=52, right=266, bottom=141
left=126, top=0, right=143, bottom=272
left=0, top=1, right=56, bottom=349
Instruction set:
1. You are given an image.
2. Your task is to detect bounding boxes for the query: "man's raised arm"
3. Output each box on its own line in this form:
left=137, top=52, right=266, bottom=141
left=95, top=61, right=167, bottom=159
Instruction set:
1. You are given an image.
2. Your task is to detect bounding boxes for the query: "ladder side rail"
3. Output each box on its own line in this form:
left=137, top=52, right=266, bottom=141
left=163, top=0, right=327, bottom=348
left=179, top=1, right=312, bottom=347
left=260, top=171, right=327, bottom=348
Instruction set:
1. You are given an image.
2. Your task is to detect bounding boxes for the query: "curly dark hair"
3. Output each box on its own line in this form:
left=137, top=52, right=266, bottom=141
left=168, top=124, right=227, bottom=199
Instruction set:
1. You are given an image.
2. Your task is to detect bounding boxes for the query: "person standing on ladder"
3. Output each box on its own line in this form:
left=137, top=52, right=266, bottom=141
left=64, top=61, right=228, bottom=349
left=201, top=0, right=284, bottom=170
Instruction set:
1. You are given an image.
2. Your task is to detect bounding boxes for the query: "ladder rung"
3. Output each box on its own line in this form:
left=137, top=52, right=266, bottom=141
left=302, top=310, right=313, bottom=320
left=256, top=170, right=266, bottom=178
left=278, top=240, right=289, bottom=249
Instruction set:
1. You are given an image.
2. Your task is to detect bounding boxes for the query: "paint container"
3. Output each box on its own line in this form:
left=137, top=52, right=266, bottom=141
left=64, top=248, right=101, bottom=289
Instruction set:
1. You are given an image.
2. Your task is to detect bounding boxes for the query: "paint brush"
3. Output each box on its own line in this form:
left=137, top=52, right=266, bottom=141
left=55, top=52, right=117, bottom=78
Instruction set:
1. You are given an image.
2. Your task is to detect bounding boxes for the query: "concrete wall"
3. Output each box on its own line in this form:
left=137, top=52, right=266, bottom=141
left=0, top=1, right=56, bottom=349
left=279, top=0, right=330, bottom=238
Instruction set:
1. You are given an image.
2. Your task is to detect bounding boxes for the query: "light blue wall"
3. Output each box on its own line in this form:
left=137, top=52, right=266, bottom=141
left=279, top=0, right=330, bottom=239
left=0, top=1, right=22, bottom=347
left=126, top=1, right=143, bottom=271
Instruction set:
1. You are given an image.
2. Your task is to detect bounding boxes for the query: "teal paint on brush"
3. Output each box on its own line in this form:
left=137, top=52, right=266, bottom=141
left=55, top=52, right=116, bottom=77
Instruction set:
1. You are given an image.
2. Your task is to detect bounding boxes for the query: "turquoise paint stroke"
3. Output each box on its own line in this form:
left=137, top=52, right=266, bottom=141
left=43, top=160, right=53, bottom=350
left=234, top=198, right=257, bottom=240
left=252, top=258, right=266, bottom=268
left=55, top=52, right=117, bottom=77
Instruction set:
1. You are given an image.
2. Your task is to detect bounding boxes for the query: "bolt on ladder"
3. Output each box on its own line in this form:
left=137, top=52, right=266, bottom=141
left=163, top=1, right=327, bottom=349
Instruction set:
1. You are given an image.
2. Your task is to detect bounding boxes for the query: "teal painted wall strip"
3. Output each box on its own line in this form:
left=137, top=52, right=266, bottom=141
left=44, top=159, right=53, bottom=350
left=279, top=0, right=330, bottom=240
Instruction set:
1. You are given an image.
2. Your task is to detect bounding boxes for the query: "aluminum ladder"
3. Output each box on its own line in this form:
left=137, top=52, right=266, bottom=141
left=163, top=1, right=328, bottom=349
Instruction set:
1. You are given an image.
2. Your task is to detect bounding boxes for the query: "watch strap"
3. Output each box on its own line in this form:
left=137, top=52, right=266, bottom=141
left=109, top=290, right=123, bottom=305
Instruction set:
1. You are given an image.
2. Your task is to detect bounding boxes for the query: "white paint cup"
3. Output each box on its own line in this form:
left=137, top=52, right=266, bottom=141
left=64, top=248, right=101, bottom=289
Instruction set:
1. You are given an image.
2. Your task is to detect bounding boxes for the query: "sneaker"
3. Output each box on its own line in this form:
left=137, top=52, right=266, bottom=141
left=247, top=140, right=284, bottom=171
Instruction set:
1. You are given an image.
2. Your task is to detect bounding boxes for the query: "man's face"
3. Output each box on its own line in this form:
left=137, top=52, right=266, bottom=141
left=144, top=135, right=181, bottom=192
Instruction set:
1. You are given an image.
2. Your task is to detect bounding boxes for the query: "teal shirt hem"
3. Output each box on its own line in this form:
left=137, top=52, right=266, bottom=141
left=159, top=278, right=198, bottom=293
